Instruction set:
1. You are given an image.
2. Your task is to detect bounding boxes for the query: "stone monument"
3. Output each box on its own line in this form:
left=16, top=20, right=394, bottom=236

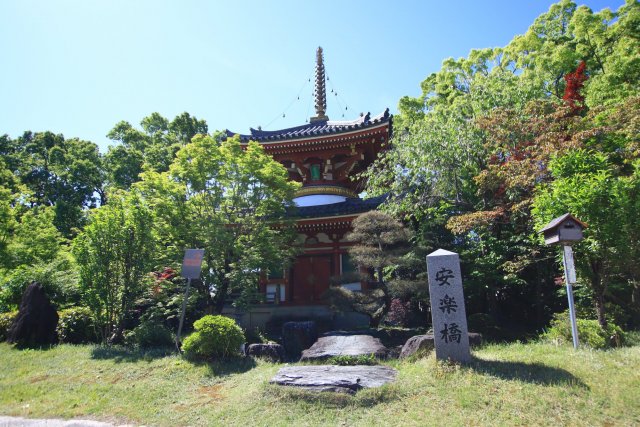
left=426, top=249, right=471, bottom=363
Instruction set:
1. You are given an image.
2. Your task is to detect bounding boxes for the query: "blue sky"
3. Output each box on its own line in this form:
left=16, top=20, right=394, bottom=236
left=0, top=0, right=621, bottom=152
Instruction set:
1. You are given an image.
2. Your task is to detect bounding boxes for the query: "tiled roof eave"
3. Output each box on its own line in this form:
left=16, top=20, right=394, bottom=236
left=226, top=109, right=391, bottom=144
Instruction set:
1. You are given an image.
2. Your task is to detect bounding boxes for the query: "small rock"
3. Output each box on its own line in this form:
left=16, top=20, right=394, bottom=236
left=281, top=321, right=318, bottom=361
left=399, top=334, right=435, bottom=359
left=399, top=333, right=483, bottom=359
left=247, top=343, right=285, bottom=362
left=270, top=365, right=397, bottom=394
left=300, top=333, right=387, bottom=361
left=468, top=332, right=483, bottom=347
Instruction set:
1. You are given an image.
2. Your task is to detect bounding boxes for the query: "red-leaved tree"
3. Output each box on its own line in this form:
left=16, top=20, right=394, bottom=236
left=563, top=61, right=589, bottom=113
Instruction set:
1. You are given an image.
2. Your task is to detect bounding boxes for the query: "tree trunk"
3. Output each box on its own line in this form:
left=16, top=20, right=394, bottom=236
left=213, top=257, right=233, bottom=314
left=590, top=259, right=608, bottom=329
left=376, top=267, right=392, bottom=324
left=214, top=280, right=229, bottom=314
left=595, top=289, right=607, bottom=329
left=632, top=281, right=640, bottom=326
left=369, top=313, right=381, bottom=328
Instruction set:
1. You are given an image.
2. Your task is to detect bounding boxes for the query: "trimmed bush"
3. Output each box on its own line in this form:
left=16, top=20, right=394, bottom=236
left=182, top=315, right=245, bottom=359
left=0, top=311, right=18, bottom=341
left=542, top=311, right=625, bottom=349
left=124, top=321, right=174, bottom=349
left=57, top=307, right=98, bottom=344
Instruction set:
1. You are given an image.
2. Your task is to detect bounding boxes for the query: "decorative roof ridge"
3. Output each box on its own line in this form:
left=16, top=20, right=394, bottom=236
left=224, top=108, right=391, bottom=143
left=251, top=121, right=326, bottom=137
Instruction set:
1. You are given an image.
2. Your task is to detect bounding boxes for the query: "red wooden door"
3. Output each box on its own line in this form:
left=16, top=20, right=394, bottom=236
left=291, top=255, right=332, bottom=303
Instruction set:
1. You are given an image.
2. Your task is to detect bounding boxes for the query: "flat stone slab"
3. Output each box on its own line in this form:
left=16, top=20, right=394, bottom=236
left=299, top=333, right=388, bottom=361
left=270, top=365, right=397, bottom=394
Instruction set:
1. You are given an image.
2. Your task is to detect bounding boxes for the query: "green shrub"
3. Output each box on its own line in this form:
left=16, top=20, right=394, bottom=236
left=624, top=330, right=640, bottom=347
left=467, top=313, right=501, bottom=339
left=136, top=272, right=203, bottom=331
left=124, top=321, right=174, bottom=349
left=244, top=327, right=269, bottom=344
left=57, top=307, right=98, bottom=344
left=541, top=311, right=625, bottom=349
left=182, top=315, right=245, bottom=359
left=0, top=311, right=17, bottom=341
left=0, top=257, right=80, bottom=313
left=327, top=354, right=378, bottom=366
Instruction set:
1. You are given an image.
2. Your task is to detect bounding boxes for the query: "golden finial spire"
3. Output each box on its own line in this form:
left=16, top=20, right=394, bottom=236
left=310, top=46, right=329, bottom=123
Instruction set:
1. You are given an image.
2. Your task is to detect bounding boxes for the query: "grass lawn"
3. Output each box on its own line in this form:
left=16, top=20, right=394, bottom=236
left=0, top=342, right=639, bottom=426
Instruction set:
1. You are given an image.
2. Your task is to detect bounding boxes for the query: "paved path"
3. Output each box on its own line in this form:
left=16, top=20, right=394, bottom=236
left=0, top=417, right=125, bottom=427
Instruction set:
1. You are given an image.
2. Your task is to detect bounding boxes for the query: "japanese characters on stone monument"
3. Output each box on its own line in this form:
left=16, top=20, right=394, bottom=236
left=427, top=249, right=471, bottom=363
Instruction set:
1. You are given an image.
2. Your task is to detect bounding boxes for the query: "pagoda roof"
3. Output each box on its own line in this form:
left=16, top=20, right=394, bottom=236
left=289, top=194, right=387, bottom=219
left=225, top=109, right=391, bottom=143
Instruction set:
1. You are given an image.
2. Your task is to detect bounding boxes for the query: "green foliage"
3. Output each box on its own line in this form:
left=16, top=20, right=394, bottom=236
left=124, top=320, right=174, bottom=349
left=0, top=311, right=17, bottom=341
left=467, top=313, right=502, bottom=340
left=330, top=211, right=413, bottom=326
left=3, top=131, right=103, bottom=237
left=348, top=211, right=411, bottom=275
left=105, top=112, right=208, bottom=189
left=326, top=354, right=378, bottom=366
left=533, top=149, right=640, bottom=327
left=541, top=311, right=625, bottom=349
left=73, top=191, right=156, bottom=341
left=0, top=255, right=80, bottom=312
left=326, top=286, right=386, bottom=324
left=181, top=315, right=245, bottom=359
left=244, top=327, right=269, bottom=345
left=365, top=0, right=640, bottom=336
left=56, top=307, right=98, bottom=344
left=137, top=135, right=299, bottom=313
left=136, top=275, right=202, bottom=331
left=4, top=206, right=65, bottom=268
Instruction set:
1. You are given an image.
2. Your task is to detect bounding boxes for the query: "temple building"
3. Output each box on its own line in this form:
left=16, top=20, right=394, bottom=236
left=224, top=47, right=392, bottom=329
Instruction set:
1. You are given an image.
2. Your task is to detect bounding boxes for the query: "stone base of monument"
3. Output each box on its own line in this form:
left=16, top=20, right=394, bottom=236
left=400, top=333, right=483, bottom=359
left=299, top=332, right=388, bottom=362
left=270, top=365, right=397, bottom=394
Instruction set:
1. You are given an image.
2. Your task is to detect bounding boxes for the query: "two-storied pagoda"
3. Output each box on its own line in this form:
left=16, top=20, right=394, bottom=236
left=225, top=47, right=392, bottom=329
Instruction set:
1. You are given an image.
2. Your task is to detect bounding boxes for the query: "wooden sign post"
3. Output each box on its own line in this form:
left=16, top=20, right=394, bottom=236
left=176, top=249, right=205, bottom=351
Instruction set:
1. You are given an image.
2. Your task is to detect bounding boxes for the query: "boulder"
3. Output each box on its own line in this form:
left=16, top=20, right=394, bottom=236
left=281, top=321, right=318, bottom=361
left=399, top=333, right=483, bottom=359
left=7, top=282, right=58, bottom=347
left=270, top=365, right=397, bottom=394
left=300, top=332, right=388, bottom=362
left=468, top=332, right=483, bottom=347
left=247, top=343, right=285, bottom=363
left=399, top=334, right=434, bottom=359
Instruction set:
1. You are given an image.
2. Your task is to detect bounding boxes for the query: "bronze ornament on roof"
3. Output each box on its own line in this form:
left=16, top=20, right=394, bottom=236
left=310, top=46, right=329, bottom=123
